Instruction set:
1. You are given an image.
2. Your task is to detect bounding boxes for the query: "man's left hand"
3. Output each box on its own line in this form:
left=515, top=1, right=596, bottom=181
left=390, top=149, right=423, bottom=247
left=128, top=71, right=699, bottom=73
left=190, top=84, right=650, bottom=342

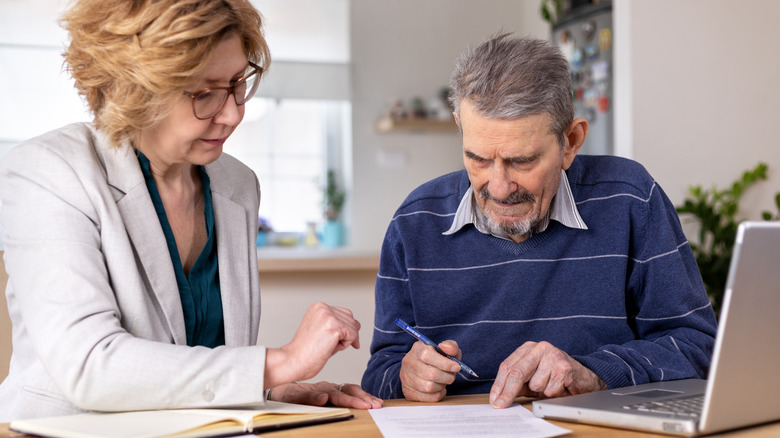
left=489, top=341, right=606, bottom=408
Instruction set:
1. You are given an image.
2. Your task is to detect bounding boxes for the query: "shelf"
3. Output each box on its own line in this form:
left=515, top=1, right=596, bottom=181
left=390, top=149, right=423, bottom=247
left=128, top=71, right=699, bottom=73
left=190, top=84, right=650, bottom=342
left=257, top=247, right=380, bottom=273
left=374, top=117, right=459, bottom=134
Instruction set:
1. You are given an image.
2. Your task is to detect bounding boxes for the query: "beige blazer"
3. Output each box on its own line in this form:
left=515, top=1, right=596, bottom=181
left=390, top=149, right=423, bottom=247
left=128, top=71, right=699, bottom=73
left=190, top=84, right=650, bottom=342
left=0, top=123, right=265, bottom=421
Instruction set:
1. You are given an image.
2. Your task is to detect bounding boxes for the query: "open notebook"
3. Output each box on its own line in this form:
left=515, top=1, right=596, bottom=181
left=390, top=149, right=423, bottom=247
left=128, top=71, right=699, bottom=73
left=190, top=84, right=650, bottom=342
left=533, top=221, right=780, bottom=436
left=9, top=400, right=353, bottom=438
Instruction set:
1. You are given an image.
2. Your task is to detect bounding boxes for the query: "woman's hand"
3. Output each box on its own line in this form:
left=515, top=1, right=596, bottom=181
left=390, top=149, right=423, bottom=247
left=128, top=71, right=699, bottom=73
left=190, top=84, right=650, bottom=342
left=265, top=302, right=362, bottom=386
left=268, top=381, right=383, bottom=409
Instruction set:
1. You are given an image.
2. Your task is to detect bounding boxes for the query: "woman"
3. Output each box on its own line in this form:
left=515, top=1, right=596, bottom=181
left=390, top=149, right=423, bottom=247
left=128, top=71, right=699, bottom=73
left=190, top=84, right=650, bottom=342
left=0, top=0, right=381, bottom=421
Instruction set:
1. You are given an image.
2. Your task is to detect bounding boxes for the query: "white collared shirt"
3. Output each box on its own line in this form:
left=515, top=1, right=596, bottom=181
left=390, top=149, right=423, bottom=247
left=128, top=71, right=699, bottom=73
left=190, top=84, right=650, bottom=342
left=443, top=169, right=588, bottom=240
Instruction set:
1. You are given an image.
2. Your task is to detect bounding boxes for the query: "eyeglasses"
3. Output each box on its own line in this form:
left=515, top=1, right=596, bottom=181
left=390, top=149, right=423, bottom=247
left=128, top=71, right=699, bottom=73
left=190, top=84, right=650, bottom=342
left=183, top=62, right=263, bottom=120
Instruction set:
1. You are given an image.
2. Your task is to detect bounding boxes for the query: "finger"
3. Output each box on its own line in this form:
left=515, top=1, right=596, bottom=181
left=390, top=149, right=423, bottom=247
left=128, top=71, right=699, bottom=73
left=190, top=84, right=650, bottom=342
left=329, top=383, right=383, bottom=409
left=329, top=305, right=354, bottom=317
left=528, top=343, right=576, bottom=398
left=438, top=340, right=461, bottom=359
left=406, top=368, right=450, bottom=392
left=340, top=383, right=384, bottom=409
left=332, top=311, right=361, bottom=350
left=280, top=383, right=329, bottom=406
left=527, top=365, right=554, bottom=396
left=328, top=305, right=362, bottom=330
left=490, top=343, right=541, bottom=408
left=415, top=342, right=460, bottom=374
left=541, top=363, right=570, bottom=397
left=309, top=303, right=360, bottom=334
left=337, top=331, right=360, bottom=351
left=493, top=342, right=533, bottom=386
left=491, top=363, right=529, bottom=408
left=340, top=322, right=361, bottom=350
left=401, top=382, right=447, bottom=402
left=401, top=355, right=455, bottom=389
left=305, top=391, right=330, bottom=406
left=400, top=346, right=457, bottom=398
left=325, top=315, right=359, bottom=351
left=490, top=349, right=523, bottom=405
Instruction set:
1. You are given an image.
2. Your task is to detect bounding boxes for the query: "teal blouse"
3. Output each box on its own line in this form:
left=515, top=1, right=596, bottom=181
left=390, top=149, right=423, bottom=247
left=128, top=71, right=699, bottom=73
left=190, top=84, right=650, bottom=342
left=138, top=152, right=225, bottom=347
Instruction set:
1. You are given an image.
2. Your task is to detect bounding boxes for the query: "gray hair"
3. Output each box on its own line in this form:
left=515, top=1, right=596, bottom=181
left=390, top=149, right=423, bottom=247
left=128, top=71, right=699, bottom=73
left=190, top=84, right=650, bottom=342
left=449, top=33, right=573, bottom=146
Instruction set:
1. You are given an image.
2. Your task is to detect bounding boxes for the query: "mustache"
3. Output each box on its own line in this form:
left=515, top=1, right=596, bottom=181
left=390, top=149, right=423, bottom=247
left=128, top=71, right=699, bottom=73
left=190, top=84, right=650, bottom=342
left=479, top=186, right=535, bottom=204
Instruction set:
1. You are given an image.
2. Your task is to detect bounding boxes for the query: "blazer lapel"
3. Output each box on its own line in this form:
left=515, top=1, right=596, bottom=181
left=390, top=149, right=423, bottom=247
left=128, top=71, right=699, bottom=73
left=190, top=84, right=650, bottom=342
left=207, top=162, right=252, bottom=347
left=100, top=143, right=188, bottom=345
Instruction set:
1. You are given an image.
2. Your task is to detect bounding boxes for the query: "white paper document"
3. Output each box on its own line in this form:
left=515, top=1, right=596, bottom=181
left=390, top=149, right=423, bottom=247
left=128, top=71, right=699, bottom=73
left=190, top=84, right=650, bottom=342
left=369, top=403, right=571, bottom=438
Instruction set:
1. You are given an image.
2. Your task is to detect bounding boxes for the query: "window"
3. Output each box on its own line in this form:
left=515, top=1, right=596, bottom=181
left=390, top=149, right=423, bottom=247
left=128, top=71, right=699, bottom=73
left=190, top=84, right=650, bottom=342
left=0, top=0, right=351, bottom=248
left=230, top=98, right=351, bottom=233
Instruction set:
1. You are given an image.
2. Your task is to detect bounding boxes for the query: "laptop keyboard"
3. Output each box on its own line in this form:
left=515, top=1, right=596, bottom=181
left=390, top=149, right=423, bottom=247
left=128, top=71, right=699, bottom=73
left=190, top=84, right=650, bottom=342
left=622, top=394, right=704, bottom=418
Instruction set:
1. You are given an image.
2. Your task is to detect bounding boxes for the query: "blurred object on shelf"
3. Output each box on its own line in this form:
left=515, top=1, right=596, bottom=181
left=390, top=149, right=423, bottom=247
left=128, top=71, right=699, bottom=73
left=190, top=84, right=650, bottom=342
left=305, top=222, right=319, bottom=247
left=374, top=117, right=458, bottom=133
left=256, top=216, right=273, bottom=247
left=410, top=97, right=427, bottom=119
left=274, top=232, right=301, bottom=247
left=321, top=220, right=344, bottom=248
left=375, top=89, right=458, bottom=133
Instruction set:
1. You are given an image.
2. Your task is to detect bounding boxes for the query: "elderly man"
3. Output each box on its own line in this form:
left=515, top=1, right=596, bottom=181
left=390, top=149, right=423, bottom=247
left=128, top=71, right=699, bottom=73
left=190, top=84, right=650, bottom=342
left=361, top=34, right=717, bottom=409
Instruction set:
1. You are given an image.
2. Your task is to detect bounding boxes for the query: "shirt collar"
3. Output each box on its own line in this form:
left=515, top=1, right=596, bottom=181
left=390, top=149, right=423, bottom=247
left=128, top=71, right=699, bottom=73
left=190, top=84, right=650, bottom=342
left=443, top=169, right=588, bottom=238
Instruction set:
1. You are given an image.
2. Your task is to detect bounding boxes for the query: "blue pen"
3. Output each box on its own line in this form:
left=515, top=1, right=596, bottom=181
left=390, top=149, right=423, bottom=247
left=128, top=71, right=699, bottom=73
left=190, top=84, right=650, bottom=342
left=395, top=318, right=479, bottom=378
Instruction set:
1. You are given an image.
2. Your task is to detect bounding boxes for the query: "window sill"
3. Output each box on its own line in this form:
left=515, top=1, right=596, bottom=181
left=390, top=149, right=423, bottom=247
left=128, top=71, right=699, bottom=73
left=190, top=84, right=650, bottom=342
left=257, top=246, right=380, bottom=273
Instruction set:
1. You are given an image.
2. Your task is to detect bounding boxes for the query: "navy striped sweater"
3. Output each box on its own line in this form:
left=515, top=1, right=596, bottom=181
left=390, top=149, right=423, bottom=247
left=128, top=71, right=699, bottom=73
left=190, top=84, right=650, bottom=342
left=362, top=155, right=718, bottom=399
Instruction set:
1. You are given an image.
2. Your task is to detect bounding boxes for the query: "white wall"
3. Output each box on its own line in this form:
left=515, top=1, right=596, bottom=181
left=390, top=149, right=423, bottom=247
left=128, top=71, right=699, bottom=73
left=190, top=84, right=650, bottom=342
left=619, top=0, right=780, bottom=220
left=347, top=0, right=548, bottom=251
left=257, top=270, right=376, bottom=386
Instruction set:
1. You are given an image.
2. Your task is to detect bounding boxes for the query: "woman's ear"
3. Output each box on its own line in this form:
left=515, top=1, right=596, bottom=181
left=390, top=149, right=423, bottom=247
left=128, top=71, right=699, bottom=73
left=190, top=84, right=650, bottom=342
left=562, top=117, right=588, bottom=170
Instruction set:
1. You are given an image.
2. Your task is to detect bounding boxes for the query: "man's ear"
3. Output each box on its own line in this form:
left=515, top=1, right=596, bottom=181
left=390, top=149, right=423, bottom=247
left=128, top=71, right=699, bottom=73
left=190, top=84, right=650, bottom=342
left=562, top=117, right=588, bottom=170
left=453, top=111, right=460, bottom=128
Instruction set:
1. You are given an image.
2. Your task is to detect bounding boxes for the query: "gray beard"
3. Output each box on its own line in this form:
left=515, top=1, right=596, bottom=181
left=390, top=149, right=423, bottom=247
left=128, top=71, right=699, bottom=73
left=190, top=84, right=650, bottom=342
left=482, top=208, right=539, bottom=238
left=476, top=186, right=539, bottom=238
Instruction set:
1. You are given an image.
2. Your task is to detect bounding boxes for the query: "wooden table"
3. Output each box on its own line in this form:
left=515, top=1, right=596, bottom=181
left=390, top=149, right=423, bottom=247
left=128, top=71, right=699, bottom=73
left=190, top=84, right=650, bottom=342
left=3, top=394, right=780, bottom=437
left=259, top=394, right=780, bottom=438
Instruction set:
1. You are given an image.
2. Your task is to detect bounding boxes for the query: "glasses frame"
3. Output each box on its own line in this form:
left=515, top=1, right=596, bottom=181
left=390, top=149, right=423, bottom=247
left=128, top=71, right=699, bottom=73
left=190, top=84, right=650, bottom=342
left=183, top=61, right=263, bottom=120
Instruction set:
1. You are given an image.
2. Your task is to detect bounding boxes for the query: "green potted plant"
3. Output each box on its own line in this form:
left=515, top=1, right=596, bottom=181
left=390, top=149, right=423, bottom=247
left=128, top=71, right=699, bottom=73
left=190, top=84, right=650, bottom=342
left=322, top=169, right=346, bottom=247
left=676, top=162, right=780, bottom=316
left=539, top=0, right=563, bottom=27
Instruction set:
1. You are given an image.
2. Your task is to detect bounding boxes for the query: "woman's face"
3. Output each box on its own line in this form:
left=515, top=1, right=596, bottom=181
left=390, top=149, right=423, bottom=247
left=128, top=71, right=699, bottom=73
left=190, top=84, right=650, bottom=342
left=136, top=34, right=250, bottom=170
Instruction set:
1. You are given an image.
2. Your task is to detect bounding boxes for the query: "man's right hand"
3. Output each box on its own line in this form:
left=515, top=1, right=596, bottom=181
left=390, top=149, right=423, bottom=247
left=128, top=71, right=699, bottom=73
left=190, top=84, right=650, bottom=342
left=400, top=340, right=462, bottom=402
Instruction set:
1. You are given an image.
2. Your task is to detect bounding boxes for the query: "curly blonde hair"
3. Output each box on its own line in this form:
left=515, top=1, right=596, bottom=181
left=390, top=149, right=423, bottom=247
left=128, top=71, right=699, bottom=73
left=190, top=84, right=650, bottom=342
left=61, top=0, right=270, bottom=148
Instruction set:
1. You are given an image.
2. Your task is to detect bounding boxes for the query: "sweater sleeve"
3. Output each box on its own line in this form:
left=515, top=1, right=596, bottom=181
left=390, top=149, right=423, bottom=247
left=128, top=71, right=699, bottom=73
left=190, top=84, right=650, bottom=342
left=361, top=219, right=412, bottom=399
left=572, top=181, right=718, bottom=389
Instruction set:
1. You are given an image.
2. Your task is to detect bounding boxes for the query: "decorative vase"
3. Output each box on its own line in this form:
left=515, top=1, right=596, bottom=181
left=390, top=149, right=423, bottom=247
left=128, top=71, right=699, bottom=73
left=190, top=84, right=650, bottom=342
left=256, top=231, right=268, bottom=247
left=304, top=222, right=319, bottom=247
left=321, top=220, right=344, bottom=247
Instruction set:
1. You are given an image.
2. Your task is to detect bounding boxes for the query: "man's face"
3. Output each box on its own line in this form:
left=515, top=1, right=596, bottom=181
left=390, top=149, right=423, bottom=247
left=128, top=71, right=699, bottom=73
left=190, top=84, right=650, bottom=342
left=458, top=100, right=570, bottom=242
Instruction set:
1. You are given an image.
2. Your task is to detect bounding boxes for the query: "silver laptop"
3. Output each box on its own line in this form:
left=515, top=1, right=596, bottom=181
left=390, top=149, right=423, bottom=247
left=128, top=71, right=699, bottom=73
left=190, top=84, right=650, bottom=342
left=533, top=221, right=780, bottom=436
